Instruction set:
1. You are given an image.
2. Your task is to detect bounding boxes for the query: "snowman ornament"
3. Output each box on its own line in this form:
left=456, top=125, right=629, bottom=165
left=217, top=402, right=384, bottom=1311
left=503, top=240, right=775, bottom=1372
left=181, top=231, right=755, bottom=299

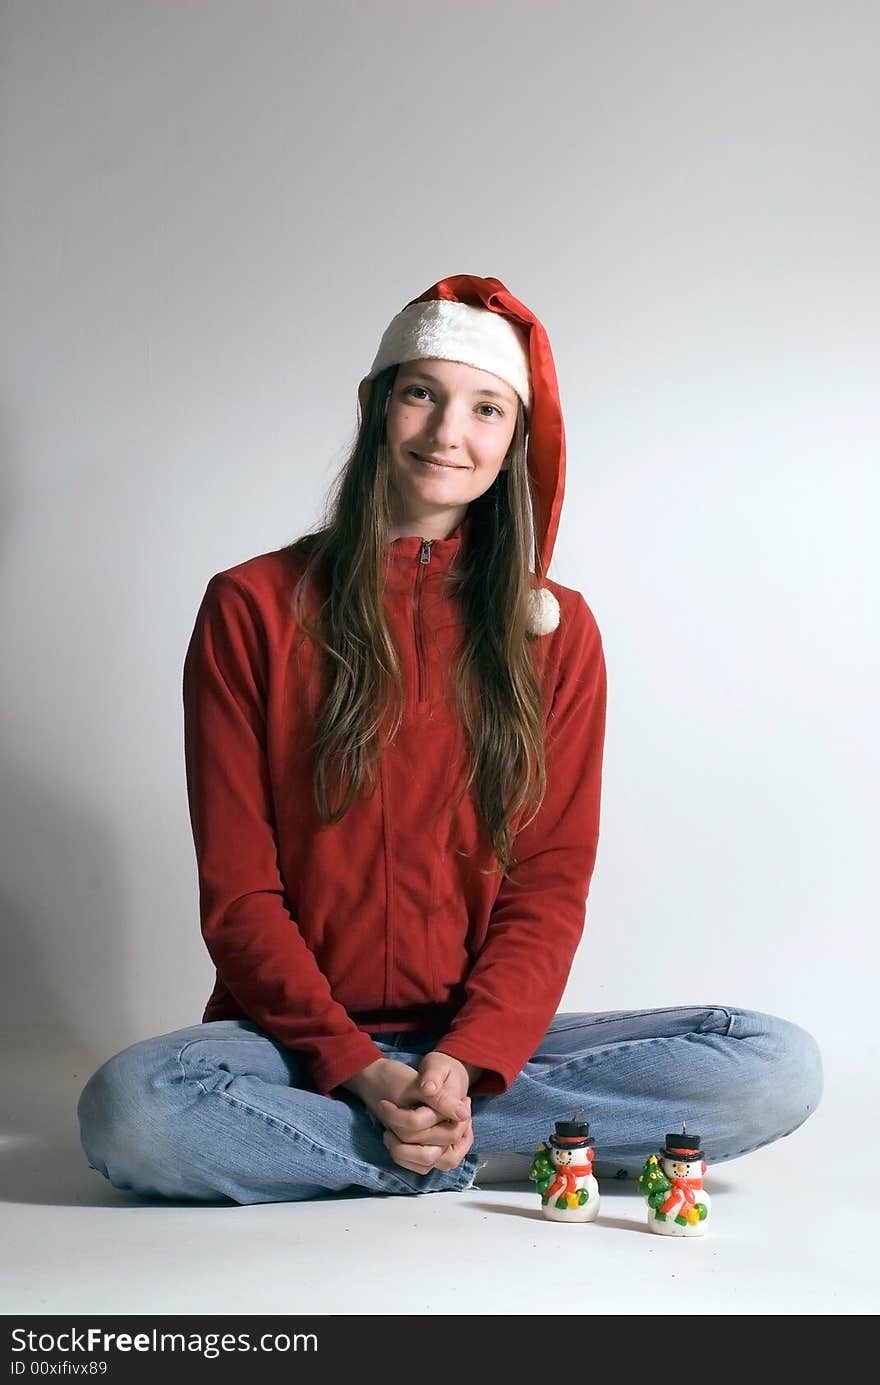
left=529, top=1119, right=600, bottom=1222
left=639, top=1130, right=711, bottom=1236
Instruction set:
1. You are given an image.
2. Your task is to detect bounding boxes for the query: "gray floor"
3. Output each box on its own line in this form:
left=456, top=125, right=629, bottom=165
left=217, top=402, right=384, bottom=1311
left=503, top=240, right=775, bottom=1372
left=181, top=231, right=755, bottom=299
left=2, top=1035, right=876, bottom=1315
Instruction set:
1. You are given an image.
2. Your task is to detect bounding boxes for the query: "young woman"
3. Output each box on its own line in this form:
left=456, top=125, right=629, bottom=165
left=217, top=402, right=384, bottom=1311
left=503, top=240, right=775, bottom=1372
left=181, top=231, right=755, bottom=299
left=77, top=274, right=822, bottom=1204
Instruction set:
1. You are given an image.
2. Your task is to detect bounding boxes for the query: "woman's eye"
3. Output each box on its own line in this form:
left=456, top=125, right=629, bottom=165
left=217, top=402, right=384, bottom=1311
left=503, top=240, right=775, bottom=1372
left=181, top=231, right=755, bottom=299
left=403, top=385, right=501, bottom=418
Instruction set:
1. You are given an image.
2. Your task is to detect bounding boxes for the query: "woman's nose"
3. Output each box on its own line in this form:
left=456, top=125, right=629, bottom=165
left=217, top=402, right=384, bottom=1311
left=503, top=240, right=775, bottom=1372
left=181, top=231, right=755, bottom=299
left=424, top=398, right=469, bottom=445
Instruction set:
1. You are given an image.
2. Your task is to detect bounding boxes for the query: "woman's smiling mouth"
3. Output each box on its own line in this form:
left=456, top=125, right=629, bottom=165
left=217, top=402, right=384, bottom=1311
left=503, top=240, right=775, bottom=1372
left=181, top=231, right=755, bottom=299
left=410, top=452, right=466, bottom=471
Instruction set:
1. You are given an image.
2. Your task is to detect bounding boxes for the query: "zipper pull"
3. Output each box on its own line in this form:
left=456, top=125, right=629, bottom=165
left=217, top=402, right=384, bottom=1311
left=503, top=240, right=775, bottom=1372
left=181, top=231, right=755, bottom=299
left=419, top=539, right=431, bottom=564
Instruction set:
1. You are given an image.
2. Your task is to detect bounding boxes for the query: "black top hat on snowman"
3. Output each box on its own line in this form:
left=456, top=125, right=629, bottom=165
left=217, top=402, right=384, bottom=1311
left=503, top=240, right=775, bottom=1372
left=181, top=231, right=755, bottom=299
left=549, top=1119, right=592, bottom=1150
left=661, top=1131, right=704, bottom=1161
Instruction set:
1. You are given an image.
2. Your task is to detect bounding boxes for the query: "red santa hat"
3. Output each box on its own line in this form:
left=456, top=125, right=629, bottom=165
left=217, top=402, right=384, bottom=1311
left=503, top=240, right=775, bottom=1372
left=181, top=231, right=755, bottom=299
left=363, top=273, right=565, bottom=637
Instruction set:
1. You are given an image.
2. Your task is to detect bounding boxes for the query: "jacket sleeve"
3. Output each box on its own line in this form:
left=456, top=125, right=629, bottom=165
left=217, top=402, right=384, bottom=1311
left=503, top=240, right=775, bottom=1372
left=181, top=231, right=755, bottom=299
left=434, top=591, right=607, bottom=1095
left=182, top=572, right=384, bottom=1096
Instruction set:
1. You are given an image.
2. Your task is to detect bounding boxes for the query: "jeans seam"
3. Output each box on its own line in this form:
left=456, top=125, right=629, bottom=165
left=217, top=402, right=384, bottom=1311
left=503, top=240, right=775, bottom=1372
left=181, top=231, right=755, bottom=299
left=545, top=1005, right=731, bottom=1037
left=210, top=1086, right=419, bottom=1195
left=543, top=1024, right=735, bottom=1079
left=543, top=1008, right=737, bottom=1041
left=176, top=1038, right=423, bottom=1197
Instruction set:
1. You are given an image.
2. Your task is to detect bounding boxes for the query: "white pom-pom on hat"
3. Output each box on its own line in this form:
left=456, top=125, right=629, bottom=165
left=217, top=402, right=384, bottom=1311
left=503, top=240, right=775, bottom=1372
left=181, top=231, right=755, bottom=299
left=526, top=586, right=560, bottom=637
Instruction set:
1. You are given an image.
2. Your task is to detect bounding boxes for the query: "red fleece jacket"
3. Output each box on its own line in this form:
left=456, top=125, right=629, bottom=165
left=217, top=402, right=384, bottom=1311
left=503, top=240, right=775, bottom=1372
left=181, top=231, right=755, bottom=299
left=182, top=523, right=607, bottom=1098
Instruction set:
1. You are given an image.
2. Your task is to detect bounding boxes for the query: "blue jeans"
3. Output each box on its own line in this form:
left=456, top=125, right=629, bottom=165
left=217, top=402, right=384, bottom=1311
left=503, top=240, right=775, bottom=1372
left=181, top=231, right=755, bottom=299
left=76, top=1006, right=822, bottom=1205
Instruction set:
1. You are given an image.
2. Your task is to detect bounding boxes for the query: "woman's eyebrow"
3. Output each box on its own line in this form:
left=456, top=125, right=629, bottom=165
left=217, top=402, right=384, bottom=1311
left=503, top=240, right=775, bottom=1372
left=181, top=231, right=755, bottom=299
left=401, top=368, right=513, bottom=402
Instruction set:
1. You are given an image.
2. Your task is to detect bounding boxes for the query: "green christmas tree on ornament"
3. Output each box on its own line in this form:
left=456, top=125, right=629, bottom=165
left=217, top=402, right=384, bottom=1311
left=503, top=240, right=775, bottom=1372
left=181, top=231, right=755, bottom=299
left=638, top=1153, right=672, bottom=1207
left=528, top=1143, right=556, bottom=1199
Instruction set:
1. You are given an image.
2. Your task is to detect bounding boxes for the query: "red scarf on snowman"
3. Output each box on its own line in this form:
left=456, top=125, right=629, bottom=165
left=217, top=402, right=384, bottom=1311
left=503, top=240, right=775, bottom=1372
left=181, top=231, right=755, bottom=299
left=546, top=1148, right=594, bottom=1202
left=659, top=1162, right=705, bottom=1217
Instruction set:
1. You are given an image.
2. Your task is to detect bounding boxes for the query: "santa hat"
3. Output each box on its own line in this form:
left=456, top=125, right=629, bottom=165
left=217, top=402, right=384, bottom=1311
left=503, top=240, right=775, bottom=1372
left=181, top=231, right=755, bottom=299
left=363, top=273, right=565, bottom=638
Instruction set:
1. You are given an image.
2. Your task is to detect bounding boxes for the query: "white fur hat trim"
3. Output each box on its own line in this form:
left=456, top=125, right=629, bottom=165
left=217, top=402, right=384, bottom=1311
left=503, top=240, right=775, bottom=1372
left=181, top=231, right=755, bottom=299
left=526, top=586, right=560, bottom=637
left=367, top=299, right=531, bottom=410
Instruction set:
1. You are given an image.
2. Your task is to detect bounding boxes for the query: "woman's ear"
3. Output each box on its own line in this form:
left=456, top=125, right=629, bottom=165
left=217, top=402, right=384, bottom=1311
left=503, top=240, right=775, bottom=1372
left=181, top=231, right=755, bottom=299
left=357, top=377, right=371, bottom=413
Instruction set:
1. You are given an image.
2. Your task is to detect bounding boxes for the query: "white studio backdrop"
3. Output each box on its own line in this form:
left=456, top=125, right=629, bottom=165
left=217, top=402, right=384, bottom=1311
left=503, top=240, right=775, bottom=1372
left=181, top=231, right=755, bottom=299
left=1, top=1, right=876, bottom=1077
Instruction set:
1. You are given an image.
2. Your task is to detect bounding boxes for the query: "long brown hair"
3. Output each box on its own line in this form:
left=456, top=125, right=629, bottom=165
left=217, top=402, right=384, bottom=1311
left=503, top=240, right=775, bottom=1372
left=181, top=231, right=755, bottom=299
left=286, top=363, right=548, bottom=876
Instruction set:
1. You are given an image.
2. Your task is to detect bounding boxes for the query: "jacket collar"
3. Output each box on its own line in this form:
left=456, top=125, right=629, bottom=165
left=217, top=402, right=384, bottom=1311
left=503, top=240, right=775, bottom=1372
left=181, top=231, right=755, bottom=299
left=380, top=510, right=561, bottom=635
left=385, top=512, right=471, bottom=574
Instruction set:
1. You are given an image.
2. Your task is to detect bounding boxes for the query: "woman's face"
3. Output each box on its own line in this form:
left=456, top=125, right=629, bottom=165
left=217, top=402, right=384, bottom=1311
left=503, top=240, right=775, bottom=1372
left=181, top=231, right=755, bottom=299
left=372, top=357, right=519, bottom=538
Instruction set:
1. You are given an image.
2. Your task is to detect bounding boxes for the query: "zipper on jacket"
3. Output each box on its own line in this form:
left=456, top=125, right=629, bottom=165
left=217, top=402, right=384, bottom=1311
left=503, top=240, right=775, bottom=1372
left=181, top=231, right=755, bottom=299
left=414, top=539, right=431, bottom=705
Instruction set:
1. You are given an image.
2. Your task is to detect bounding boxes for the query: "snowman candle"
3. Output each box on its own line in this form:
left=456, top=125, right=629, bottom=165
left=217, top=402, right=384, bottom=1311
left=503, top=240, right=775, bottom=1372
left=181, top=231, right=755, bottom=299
left=529, top=1119, right=600, bottom=1222
left=638, top=1129, right=711, bottom=1236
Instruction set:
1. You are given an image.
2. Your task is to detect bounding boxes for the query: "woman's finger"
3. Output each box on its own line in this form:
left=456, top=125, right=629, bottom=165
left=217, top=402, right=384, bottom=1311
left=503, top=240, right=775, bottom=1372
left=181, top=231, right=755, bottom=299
left=383, top=1123, right=474, bottom=1174
left=383, top=1129, right=445, bottom=1174
left=378, top=1102, right=469, bottom=1146
left=432, top=1125, right=475, bottom=1171
left=421, top=1090, right=470, bottom=1122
